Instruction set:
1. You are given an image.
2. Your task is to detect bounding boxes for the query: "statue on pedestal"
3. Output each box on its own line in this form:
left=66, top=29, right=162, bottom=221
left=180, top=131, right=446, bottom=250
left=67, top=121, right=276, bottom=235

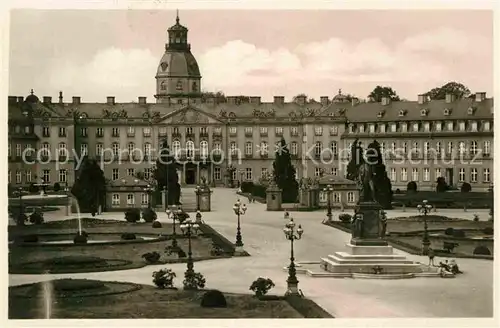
left=351, top=212, right=364, bottom=239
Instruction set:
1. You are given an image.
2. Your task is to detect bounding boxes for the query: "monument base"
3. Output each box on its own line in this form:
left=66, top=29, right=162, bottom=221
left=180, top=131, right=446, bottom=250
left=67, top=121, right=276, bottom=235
left=350, top=238, right=388, bottom=247
left=320, top=242, right=424, bottom=276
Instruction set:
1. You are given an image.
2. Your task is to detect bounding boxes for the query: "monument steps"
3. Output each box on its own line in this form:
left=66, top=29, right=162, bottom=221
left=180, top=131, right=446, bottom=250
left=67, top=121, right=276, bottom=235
left=320, top=257, right=422, bottom=275
left=326, top=254, right=415, bottom=265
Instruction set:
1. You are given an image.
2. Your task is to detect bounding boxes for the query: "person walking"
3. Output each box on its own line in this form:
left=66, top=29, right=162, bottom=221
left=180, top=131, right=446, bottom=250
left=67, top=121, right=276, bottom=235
left=428, top=248, right=436, bottom=266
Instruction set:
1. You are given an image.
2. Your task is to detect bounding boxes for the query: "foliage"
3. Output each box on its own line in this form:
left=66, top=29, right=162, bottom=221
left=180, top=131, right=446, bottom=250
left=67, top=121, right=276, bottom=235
left=152, top=220, right=162, bottom=228
left=436, top=177, right=448, bottom=192
left=142, top=208, right=157, bottom=223
left=338, top=213, right=352, bottom=223
left=28, top=183, right=39, bottom=194
left=407, top=181, right=417, bottom=192
left=473, top=246, right=491, bottom=256
left=15, top=213, right=28, bottom=226
left=483, top=227, right=493, bottom=235
left=201, top=90, right=227, bottom=104
left=142, top=251, right=161, bottom=264
left=153, top=140, right=181, bottom=206
left=366, top=140, right=393, bottom=209
left=367, top=85, right=401, bottom=102
left=272, top=138, right=299, bottom=203
left=19, top=234, right=39, bottom=243
left=53, top=182, right=61, bottom=192
left=152, top=268, right=176, bottom=289
left=443, top=242, right=459, bottom=253
left=241, top=181, right=255, bottom=193
left=29, top=211, right=44, bottom=225
left=121, top=233, right=137, bottom=240
left=73, top=233, right=88, bottom=244
left=124, top=208, right=141, bottom=223
left=183, top=271, right=206, bottom=290
left=200, top=290, right=228, bottom=308
left=249, top=277, right=275, bottom=297
left=71, top=158, right=106, bottom=213
left=251, top=184, right=267, bottom=199
left=461, top=183, right=471, bottom=193
left=425, top=81, right=471, bottom=100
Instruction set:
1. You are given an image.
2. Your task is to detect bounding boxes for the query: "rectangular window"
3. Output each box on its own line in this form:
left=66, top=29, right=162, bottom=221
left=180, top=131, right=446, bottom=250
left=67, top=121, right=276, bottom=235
left=16, top=171, right=22, bottom=183
left=315, top=168, right=322, bottom=177
left=435, top=122, right=442, bottom=131
left=128, top=126, right=135, bottom=136
left=245, top=127, right=253, bottom=135
left=229, top=127, right=237, bottom=135
left=412, top=168, right=419, bottom=181
left=232, top=170, right=237, bottom=181
left=424, top=122, right=430, bottom=132
left=260, top=127, right=268, bottom=136
left=470, top=168, right=478, bottom=183
left=291, top=142, right=298, bottom=155
left=483, top=141, right=491, bottom=155
left=230, top=142, right=237, bottom=155
left=275, top=127, right=283, bottom=136
left=261, top=168, right=268, bottom=178
left=96, top=127, right=104, bottom=137
left=401, top=168, right=408, bottom=182
left=141, top=193, right=149, bottom=205
left=484, top=121, right=491, bottom=131
left=347, top=192, right=355, bottom=203
left=314, top=126, right=323, bottom=136
left=26, top=170, right=32, bottom=182
left=43, top=126, right=50, bottom=137
left=379, top=124, right=386, bottom=133
left=96, top=144, right=103, bottom=156
left=331, top=167, right=338, bottom=176
left=291, top=127, right=299, bottom=136
left=143, top=127, right=151, bottom=137
left=245, top=142, right=253, bottom=155
left=59, top=127, right=66, bottom=137
left=214, top=127, right=222, bottom=135
left=447, top=122, right=454, bottom=131
left=112, top=194, right=120, bottom=205
left=413, top=123, right=419, bottom=132
left=112, top=168, right=119, bottom=180
left=423, top=168, right=430, bottom=182
left=127, top=168, right=135, bottom=176
left=459, top=168, right=465, bottom=182
left=81, top=143, right=88, bottom=156
left=435, top=168, right=442, bottom=180
left=159, top=127, right=167, bottom=136
left=390, top=168, right=396, bottom=182
left=470, top=122, right=478, bottom=132
left=333, top=193, right=340, bottom=203
left=483, top=168, right=491, bottom=183
left=459, top=122, right=465, bottom=131
left=16, top=144, right=22, bottom=157
left=80, top=127, right=87, bottom=137
left=391, top=124, right=397, bottom=132
left=144, top=168, right=152, bottom=180
left=369, top=124, right=375, bottom=133
left=58, top=169, right=67, bottom=183
left=359, top=125, right=365, bottom=133
left=127, top=194, right=135, bottom=205
left=112, top=127, right=120, bottom=137
left=43, top=169, right=51, bottom=183
left=245, top=168, right=252, bottom=181
left=401, top=123, right=407, bottom=132
left=214, top=167, right=221, bottom=180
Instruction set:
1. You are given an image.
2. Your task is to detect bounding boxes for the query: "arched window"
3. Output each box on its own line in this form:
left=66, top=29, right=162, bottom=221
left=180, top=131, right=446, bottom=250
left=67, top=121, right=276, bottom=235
left=112, top=142, right=120, bottom=157
left=290, top=142, right=298, bottom=155
left=58, top=142, right=67, bottom=157
left=128, top=142, right=135, bottom=154
left=260, top=141, right=268, bottom=155
left=186, top=140, right=195, bottom=157
left=200, top=140, right=208, bottom=157
left=176, top=80, right=183, bottom=91
left=173, top=140, right=181, bottom=157
left=41, top=142, right=50, bottom=157
left=144, top=142, right=151, bottom=158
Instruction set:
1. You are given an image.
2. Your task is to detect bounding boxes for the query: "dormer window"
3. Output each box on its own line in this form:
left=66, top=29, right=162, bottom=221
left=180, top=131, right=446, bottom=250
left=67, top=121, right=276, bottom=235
left=377, top=110, right=385, bottom=118
left=467, top=107, right=476, bottom=115
left=398, top=110, right=406, bottom=117
left=420, top=108, right=429, bottom=117
left=443, top=108, right=451, bottom=116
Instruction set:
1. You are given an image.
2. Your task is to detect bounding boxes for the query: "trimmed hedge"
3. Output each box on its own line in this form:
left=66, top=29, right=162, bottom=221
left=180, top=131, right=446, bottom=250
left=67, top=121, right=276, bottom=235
left=393, top=191, right=492, bottom=208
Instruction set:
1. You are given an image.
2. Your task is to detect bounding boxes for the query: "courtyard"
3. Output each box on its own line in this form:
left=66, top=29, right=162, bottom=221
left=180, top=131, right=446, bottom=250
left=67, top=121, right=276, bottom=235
left=8, top=188, right=494, bottom=318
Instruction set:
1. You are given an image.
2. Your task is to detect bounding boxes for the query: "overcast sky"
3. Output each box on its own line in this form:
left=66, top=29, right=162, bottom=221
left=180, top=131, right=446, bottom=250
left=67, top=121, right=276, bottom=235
left=8, top=9, right=493, bottom=102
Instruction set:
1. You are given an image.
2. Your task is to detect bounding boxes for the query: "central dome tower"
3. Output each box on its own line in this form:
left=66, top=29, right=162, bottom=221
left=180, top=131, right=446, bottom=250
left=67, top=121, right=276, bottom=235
left=155, top=11, right=202, bottom=104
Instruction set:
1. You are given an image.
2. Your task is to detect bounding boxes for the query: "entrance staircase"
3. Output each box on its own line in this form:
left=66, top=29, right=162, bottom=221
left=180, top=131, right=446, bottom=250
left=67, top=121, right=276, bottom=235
left=180, top=187, right=198, bottom=212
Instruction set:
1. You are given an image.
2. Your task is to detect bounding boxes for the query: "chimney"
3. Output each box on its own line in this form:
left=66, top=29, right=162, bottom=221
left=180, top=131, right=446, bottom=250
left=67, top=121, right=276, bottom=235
left=17, top=96, right=24, bottom=103
left=445, top=93, right=455, bottom=103
left=138, top=96, right=147, bottom=104
left=59, top=91, right=63, bottom=103
left=43, top=96, right=52, bottom=104
left=295, top=95, right=306, bottom=106
left=381, top=97, right=390, bottom=106
left=418, top=94, right=428, bottom=105
left=227, top=96, right=236, bottom=104
left=475, top=92, right=486, bottom=102
left=320, top=96, right=329, bottom=106
left=274, top=96, right=285, bottom=105
left=72, top=96, right=81, bottom=104
left=249, top=96, right=261, bottom=105
left=107, top=96, right=115, bottom=105
left=8, top=96, right=17, bottom=104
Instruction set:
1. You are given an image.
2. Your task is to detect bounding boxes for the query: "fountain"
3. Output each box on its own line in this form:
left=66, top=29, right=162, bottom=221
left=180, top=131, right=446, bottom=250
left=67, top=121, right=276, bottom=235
left=41, top=273, right=53, bottom=319
left=68, top=190, right=86, bottom=244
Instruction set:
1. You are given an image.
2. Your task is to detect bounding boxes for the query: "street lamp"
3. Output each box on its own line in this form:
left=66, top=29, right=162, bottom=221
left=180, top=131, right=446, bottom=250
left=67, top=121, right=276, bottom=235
left=180, top=218, right=200, bottom=275
left=166, top=205, right=182, bottom=248
left=323, top=184, right=333, bottom=222
left=417, top=199, right=433, bottom=255
left=233, top=199, right=247, bottom=251
left=194, top=185, right=201, bottom=211
left=283, top=217, right=304, bottom=296
left=144, top=184, right=154, bottom=208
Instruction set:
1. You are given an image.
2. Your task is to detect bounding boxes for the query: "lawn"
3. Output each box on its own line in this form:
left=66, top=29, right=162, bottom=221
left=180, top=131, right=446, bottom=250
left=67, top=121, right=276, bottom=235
left=9, top=279, right=332, bottom=319
left=8, top=218, right=235, bottom=274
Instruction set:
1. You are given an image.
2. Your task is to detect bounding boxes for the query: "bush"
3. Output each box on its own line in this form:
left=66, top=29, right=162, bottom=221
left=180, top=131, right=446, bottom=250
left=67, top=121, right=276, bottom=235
left=53, top=182, right=61, bottom=192
left=50, top=279, right=105, bottom=292
left=142, top=251, right=161, bottom=264
left=124, top=208, right=141, bottom=223
left=483, top=227, right=493, bottom=235
left=473, top=214, right=479, bottom=222
left=20, top=234, right=39, bottom=243
left=28, top=183, right=39, bottom=194
left=142, top=208, right=157, bottom=223
left=436, top=177, right=448, bottom=192
left=407, top=181, right=417, bottom=192
left=183, top=271, right=206, bottom=290
left=200, top=290, right=227, bottom=308
left=473, top=246, right=491, bottom=256
left=461, top=182, right=471, bottom=193
left=152, top=268, right=176, bottom=289
left=249, top=277, right=275, bottom=297
left=152, top=220, right=162, bottom=228
left=73, top=233, right=88, bottom=244
left=15, top=213, right=28, bottom=226
left=444, top=228, right=455, bottom=236
left=121, top=233, right=136, bottom=240
left=241, top=181, right=255, bottom=193
left=29, top=211, right=44, bottom=225
left=252, top=184, right=267, bottom=199
left=338, top=213, right=352, bottom=223
left=452, top=229, right=466, bottom=238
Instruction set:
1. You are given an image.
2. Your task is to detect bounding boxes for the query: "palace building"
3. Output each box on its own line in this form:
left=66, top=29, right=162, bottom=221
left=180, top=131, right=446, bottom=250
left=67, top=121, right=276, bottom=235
left=8, top=14, right=494, bottom=199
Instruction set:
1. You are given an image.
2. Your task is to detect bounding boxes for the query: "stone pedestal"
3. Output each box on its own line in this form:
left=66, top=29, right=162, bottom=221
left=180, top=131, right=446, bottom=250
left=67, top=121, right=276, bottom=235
left=350, top=201, right=387, bottom=246
left=299, top=187, right=308, bottom=206
left=161, top=187, right=167, bottom=211
left=266, top=183, right=282, bottom=211
left=197, top=185, right=212, bottom=212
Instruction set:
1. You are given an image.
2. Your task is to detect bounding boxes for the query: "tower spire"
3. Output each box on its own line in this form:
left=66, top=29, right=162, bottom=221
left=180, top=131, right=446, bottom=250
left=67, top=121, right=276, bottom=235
left=176, top=9, right=179, bottom=24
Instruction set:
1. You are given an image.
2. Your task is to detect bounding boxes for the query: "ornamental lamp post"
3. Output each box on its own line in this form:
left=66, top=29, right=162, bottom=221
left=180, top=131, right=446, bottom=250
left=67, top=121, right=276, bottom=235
left=233, top=199, right=247, bottom=252
left=180, top=218, right=199, bottom=276
left=64, top=183, right=70, bottom=216
left=165, top=205, right=180, bottom=248
left=323, top=184, right=333, bottom=222
left=194, top=185, right=201, bottom=211
left=417, top=199, right=433, bottom=255
left=283, top=217, right=303, bottom=296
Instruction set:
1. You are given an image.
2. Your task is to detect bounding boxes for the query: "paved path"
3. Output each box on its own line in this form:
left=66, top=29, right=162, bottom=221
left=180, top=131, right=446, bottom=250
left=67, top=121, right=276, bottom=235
left=9, top=188, right=494, bottom=318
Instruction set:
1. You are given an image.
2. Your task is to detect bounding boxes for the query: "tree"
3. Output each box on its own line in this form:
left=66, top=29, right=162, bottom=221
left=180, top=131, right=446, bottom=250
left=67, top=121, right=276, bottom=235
left=425, top=82, right=471, bottom=100
left=367, top=86, right=400, bottom=102
left=153, top=140, right=181, bottom=205
left=436, top=177, right=448, bottom=192
left=71, top=157, right=106, bottom=213
left=272, top=138, right=299, bottom=203
left=201, top=90, right=226, bottom=104
left=461, top=182, right=472, bottom=193
left=346, top=139, right=362, bottom=181
left=365, top=140, right=393, bottom=209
